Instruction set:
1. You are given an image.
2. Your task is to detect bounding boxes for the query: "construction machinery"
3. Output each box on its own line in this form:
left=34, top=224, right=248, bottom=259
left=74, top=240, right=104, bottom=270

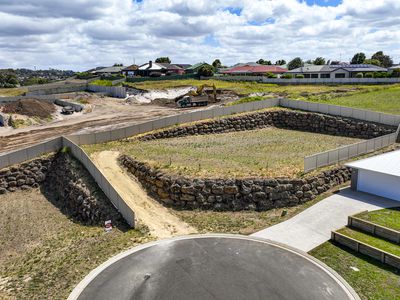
left=175, top=84, right=217, bottom=108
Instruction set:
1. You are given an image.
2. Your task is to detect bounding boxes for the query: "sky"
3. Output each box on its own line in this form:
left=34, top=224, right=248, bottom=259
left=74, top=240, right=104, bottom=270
left=0, top=0, right=399, bottom=71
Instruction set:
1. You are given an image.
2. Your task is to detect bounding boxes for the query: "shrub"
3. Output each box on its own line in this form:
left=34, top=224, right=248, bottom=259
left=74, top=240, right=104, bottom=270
left=295, top=74, right=305, bottom=79
left=265, top=72, right=277, bottom=78
left=365, top=73, right=374, bottom=78
left=197, top=65, right=214, bottom=77
left=281, top=74, right=293, bottom=79
left=391, top=69, right=400, bottom=78
left=355, top=73, right=363, bottom=78
left=91, top=79, right=113, bottom=86
left=76, top=72, right=95, bottom=79
left=373, top=72, right=389, bottom=78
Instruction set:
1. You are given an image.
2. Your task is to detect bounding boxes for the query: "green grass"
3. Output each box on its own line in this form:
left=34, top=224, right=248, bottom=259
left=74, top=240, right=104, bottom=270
left=310, top=241, right=400, bottom=300
left=356, top=208, right=400, bottom=231
left=91, top=79, right=113, bottom=86
left=84, top=126, right=361, bottom=178
left=226, top=95, right=267, bottom=106
left=0, top=87, right=27, bottom=97
left=338, top=227, right=400, bottom=257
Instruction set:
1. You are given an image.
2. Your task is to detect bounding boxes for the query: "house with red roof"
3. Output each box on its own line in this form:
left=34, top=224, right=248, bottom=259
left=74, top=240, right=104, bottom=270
left=221, top=63, right=287, bottom=76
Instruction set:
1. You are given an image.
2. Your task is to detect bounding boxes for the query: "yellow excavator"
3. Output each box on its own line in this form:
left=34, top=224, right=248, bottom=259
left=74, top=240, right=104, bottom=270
left=176, top=84, right=217, bottom=108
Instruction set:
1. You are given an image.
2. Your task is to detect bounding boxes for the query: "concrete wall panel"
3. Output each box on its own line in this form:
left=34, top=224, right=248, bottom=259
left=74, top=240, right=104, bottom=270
left=95, top=131, right=111, bottom=144
left=110, top=128, right=126, bottom=141
left=139, top=122, right=153, bottom=134
left=353, top=109, right=367, bottom=121
left=340, top=107, right=353, bottom=118
left=124, top=125, right=140, bottom=138
left=316, top=152, right=329, bottom=168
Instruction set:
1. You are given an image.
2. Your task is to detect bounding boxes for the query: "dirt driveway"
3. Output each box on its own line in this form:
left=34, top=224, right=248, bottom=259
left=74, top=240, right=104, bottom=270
left=92, top=151, right=196, bottom=238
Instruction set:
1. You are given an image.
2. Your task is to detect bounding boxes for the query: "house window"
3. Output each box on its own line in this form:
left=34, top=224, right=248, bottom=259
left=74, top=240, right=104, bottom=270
left=311, top=74, right=318, bottom=78
left=304, top=74, right=311, bottom=78
left=320, top=74, right=330, bottom=78
left=335, top=73, right=346, bottom=78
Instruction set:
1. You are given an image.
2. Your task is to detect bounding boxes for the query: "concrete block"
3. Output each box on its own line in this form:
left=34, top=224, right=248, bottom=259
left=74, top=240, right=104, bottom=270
left=348, top=144, right=359, bottom=157
left=357, top=142, right=367, bottom=155
left=212, top=107, right=226, bottom=118
left=108, top=186, right=120, bottom=210
left=307, top=102, right=319, bottom=112
left=328, top=105, right=341, bottom=117
left=365, top=111, right=380, bottom=123
left=110, top=128, right=126, bottom=141
left=340, top=107, right=353, bottom=118
left=163, top=115, right=179, bottom=127
left=139, top=121, right=153, bottom=134
left=177, top=113, right=192, bottom=124
left=152, top=118, right=166, bottom=131
left=304, top=155, right=317, bottom=173
left=316, top=152, right=329, bottom=168
left=27, top=143, right=46, bottom=160
left=366, top=140, right=375, bottom=152
left=201, top=109, right=214, bottom=120
left=352, top=109, right=366, bottom=121
left=189, top=111, right=203, bottom=122
left=77, top=134, right=96, bottom=145
left=8, top=149, right=28, bottom=165
left=242, top=102, right=255, bottom=112
left=0, top=155, right=10, bottom=170
left=95, top=131, right=111, bottom=144
left=328, top=150, right=339, bottom=164
left=338, top=147, right=349, bottom=161
left=253, top=100, right=265, bottom=111
left=318, top=104, right=329, bottom=115
left=124, top=124, right=140, bottom=137
left=45, top=137, right=63, bottom=152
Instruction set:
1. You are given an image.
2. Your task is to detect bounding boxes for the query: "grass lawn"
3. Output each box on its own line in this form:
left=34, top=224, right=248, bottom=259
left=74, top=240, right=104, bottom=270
left=0, top=189, right=152, bottom=300
left=85, top=127, right=361, bottom=178
left=356, top=208, right=400, bottom=231
left=310, top=242, right=400, bottom=300
left=338, top=227, right=400, bottom=257
left=0, top=87, right=27, bottom=97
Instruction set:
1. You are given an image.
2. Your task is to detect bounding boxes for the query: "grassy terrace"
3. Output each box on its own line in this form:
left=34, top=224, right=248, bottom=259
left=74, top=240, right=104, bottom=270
left=128, top=79, right=400, bottom=114
left=85, top=127, right=361, bottom=178
left=356, top=208, right=400, bottom=231
left=310, top=242, right=400, bottom=300
left=337, top=227, right=400, bottom=257
left=0, top=87, right=27, bottom=97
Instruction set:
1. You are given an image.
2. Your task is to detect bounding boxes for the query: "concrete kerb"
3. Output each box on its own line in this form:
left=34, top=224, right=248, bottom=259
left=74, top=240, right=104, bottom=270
left=67, top=234, right=360, bottom=300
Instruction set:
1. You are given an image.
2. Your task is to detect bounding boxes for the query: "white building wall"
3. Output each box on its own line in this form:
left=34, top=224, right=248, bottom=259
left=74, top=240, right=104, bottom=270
left=357, top=169, right=400, bottom=201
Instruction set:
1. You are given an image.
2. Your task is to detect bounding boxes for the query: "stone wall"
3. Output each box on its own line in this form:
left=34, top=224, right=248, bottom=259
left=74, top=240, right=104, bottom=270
left=139, top=109, right=395, bottom=141
left=120, top=155, right=351, bottom=211
left=0, top=152, right=124, bottom=226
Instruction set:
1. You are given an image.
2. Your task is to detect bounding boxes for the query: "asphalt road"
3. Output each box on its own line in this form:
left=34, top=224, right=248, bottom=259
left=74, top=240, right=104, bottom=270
left=69, top=235, right=359, bottom=300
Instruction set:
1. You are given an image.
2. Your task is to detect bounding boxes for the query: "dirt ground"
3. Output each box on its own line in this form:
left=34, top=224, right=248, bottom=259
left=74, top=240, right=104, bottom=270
left=0, top=93, right=190, bottom=153
left=91, top=151, right=197, bottom=238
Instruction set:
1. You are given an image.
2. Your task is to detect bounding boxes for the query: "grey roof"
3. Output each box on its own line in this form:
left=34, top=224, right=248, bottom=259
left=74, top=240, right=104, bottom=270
left=287, top=64, right=387, bottom=74
left=346, top=150, right=400, bottom=177
left=158, top=63, right=183, bottom=70
left=389, top=65, right=400, bottom=70
left=93, top=66, right=124, bottom=74
left=287, top=65, right=331, bottom=73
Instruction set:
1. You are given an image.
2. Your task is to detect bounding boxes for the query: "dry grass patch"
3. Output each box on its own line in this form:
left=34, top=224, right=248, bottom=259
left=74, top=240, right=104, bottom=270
left=91, top=127, right=361, bottom=178
left=0, top=189, right=151, bottom=300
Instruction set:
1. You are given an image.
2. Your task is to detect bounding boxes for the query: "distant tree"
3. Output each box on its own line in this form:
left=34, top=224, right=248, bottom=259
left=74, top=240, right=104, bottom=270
left=155, top=57, right=171, bottom=64
left=371, top=51, right=393, bottom=67
left=113, top=63, right=123, bottom=66
left=351, top=52, right=366, bottom=64
left=364, top=59, right=381, bottom=66
left=0, top=71, right=18, bottom=88
left=313, top=57, right=326, bottom=65
left=275, top=60, right=286, bottom=65
left=212, top=59, right=222, bottom=68
left=197, top=65, right=214, bottom=77
left=287, top=57, right=303, bottom=70
left=256, top=59, right=272, bottom=65
left=305, top=59, right=313, bottom=64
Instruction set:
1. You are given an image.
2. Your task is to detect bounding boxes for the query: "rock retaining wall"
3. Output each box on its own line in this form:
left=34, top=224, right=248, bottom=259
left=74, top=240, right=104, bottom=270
left=139, top=109, right=395, bottom=141
left=0, top=152, right=124, bottom=226
left=120, top=155, right=351, bottom=211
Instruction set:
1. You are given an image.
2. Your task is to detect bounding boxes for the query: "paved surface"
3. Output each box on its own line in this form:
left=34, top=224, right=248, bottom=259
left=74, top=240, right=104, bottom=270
left=69, top=235, right=359, bottom=300
left=252, top=188, right=399, bottom=252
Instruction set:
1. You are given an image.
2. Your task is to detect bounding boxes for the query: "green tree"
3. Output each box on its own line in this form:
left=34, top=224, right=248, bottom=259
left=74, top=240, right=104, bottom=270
left=155, top=57, right=171, bottom=64
left=256, top=59, right=272, bottom=65
left=113, top=63, right=123, bottom=66
left=351, top=52, right=366, bottom=64
left=212, top=59, right=222, bottom=68
left=371, top=51, right=393, bottom=67
left=287, top=57, right=303, bottom=70
left=197, top=65, right=214, bottom=77
left=364, top=59, right=381, bottom=66
left=391, top=69, right=400, bottom=78
left=275, top=60, right=286, bottom=65
left=313, top=57, right=326, bottom=65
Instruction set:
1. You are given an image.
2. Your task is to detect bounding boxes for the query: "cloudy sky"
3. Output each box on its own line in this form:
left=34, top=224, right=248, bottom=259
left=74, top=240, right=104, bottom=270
left=0, top=0, right=399, bottom=71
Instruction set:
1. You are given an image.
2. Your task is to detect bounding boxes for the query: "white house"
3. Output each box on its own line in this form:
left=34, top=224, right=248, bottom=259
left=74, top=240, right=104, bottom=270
left=346, top=150, right=400, bottom=201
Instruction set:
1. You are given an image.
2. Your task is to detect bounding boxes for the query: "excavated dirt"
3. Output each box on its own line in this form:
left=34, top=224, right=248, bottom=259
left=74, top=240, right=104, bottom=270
left=1, top=99, right=56, bottom=118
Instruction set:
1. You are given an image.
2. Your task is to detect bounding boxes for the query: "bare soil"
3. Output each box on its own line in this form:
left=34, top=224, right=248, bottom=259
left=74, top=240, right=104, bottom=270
left=1, top=99, right=56, bottom=118
left=91, top=151, right=197, bottom=238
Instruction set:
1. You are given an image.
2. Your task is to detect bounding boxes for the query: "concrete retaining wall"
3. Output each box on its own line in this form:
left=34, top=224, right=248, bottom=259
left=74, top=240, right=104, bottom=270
left=62, top=137, right=135, bottom=227
left=26, top=83, right=87, bottom=95
left=87, top=84, right=127, bottom=98
left=331, top=231, right=400, bottom=269
left=349, top=215, right=400, bottom=244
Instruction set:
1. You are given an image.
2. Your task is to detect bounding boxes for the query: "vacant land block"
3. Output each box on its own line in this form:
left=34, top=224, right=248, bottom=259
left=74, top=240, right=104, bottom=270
left=87, top=127, right=361, bottom=178
left=0, top=189, right=151, bottom=300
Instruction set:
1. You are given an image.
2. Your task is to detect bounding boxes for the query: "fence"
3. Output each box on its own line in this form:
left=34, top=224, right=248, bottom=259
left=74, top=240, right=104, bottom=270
left=304, top=132, right=398, bottom=172
left=67, top=99, right=281, bottom=145
left=0, top=94, right=59, bottom=104
left=331, top=231, right=400, bottom=269
left=62, top=138, right=135, bottom=227
left=26, top=83, right=87, bottom=96
left=87, top=84, right=126, bottom=98
left=348, top=215, right=400, bottom=244
left=126, top=73, right=198, bottom=83
left=214, top=76, right=400, bottom=85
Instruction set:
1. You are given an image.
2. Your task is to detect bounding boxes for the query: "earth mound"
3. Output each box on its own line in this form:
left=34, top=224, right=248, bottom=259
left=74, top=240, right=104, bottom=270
left=1, top=99, right=56, bottom=118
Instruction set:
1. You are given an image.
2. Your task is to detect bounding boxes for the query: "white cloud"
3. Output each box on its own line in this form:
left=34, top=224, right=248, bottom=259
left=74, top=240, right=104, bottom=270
left=0, top=0, right=399, bottom=70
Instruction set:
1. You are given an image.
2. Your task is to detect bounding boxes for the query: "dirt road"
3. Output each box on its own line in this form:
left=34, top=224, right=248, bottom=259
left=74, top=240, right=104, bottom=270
left=92, top=151, right=196, bottom=238
left=0, top=103, right=180, bottom=153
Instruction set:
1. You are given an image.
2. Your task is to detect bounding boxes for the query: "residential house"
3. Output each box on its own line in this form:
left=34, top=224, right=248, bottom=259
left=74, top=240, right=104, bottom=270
left=185, top=62, right=211, bottom=74
left=91, top=66, right=125, bottom=76
left=286, top=64, right=388, bottom=78
left=121, top=64, right=138, bottom=77
left=221, top=63, right=287, bottom=76
left=136, top=61, right=184, bottom=77
left=174, top=64, right=192, bottom=69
